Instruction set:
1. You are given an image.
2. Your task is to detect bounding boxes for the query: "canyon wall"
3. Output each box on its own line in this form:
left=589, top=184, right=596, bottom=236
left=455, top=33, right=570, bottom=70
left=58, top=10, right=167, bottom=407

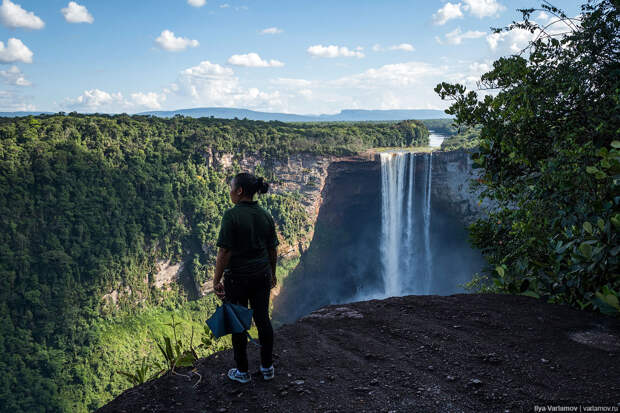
left=427, top=148, right=494, bottom=225
left=101, top=149, right=490, bottom=308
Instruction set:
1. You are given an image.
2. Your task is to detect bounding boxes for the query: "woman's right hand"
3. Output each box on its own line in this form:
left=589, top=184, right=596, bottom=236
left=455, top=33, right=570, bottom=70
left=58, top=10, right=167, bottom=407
left=213, top=281, right=225, bottom=300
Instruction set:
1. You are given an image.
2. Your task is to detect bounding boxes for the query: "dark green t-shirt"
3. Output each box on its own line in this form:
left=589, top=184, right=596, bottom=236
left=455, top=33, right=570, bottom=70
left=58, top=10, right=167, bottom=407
left=216, top=201, right=279, bottom=276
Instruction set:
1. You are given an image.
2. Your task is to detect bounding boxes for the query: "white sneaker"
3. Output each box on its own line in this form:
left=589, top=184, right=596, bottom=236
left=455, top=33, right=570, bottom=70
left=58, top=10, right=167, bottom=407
left=227, top=368, right=251, bottom=383
left=260, top=365, right=274, bottom=381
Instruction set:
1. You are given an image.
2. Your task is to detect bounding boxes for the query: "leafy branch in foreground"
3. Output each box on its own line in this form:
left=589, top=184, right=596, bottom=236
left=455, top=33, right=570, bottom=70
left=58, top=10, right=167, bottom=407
left=435, top=0, right=619, bottom=315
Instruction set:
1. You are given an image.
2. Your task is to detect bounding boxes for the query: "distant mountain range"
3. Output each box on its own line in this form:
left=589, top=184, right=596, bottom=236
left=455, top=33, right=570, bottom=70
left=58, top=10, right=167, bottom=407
left=0, top=108, right=452, bottom=121
left=138, top=108, right=452, bottom=121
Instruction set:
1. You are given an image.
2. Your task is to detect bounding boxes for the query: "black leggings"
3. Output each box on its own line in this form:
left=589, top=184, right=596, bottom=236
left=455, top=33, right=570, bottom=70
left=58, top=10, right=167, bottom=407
left=224, top=271, right=273, bottom=373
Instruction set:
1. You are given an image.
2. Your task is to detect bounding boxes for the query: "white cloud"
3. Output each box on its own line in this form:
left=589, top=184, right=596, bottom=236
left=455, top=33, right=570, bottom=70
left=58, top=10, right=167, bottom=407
left=484, top=13, right=575, bottom=56
left=174, top=60, right=283, bottom=110
left=227, top=52, right=284, bottom=67
left=260, top=27, right=282, bottom=35
left=535, top=12, right=577, bottom=36
left=0, top=0, right=44, bottom=29
left=536, top=11, right=551, bottom=23
left=462, top=0, right=505, bottom=18
left=64, top=89, right=125, bottom=111
left=307, top=44, right=364, bottom=58
left=130, top=92, right=165, bottom=109
left=155, top=60, right=451, bottom=113
left=469, top=61, right=491, bottom=73
left=63, top=89, right=168, bottom=112
left=0, top=65, right=30, bottom=85
left=178, top=60, right=240, bottom=102
left=389, top=43, right=415, bottom=52
left=267, top=60, right=492, bottom=113
left=0, top=90, right=34, bottom=110
left=181, top=60, right=234, bottom=79
left=460, top=60, right=492, bottom=84
left=438, top=27, right=486, bottom=45
left=187, top=0, right=206, bottom=7
left=0, top=38, right=33, bottom=63
left=220, top=3, right=230, bottom=8
left=333, top=61, right=443, bottom=88
left=324, top=61, right=448, bottom=111
left=155, top=30, right=199, bottom=52
left=433, top=0, right=504, bottom=25
left=433, top=2, right=463, bottom=25
left=61, top=2, right=93, bottom=24
left=486, top=26, right=535, bottom=53
left=373, top=43, right=415, bottom=52
left=270, top=78, right=312, bottom=88
left=57, top=57, right=502, bottom=114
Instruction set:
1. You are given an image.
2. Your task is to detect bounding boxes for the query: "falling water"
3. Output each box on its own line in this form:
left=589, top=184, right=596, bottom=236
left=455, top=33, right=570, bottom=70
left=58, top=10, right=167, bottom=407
left=379, top=152, right=407, bottom=296
left=423, top=152, right=433, bottom=293
left=404, top=154, right=416, bottom=282
left=379, top=151, right=433, bottom=297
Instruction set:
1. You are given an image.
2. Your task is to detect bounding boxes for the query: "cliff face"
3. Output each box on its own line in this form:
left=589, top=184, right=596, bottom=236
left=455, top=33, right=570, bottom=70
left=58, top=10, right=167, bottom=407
left=273, top=154, right=383, bottom=321
left=428, top=148, right=494, bottom=225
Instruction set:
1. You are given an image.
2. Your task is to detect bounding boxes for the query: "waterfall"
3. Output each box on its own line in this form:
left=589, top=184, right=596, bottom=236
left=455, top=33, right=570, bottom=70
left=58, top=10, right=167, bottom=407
left=379, top=151, right=433, bottom=297
left=379, top=152, right=407, bottom=297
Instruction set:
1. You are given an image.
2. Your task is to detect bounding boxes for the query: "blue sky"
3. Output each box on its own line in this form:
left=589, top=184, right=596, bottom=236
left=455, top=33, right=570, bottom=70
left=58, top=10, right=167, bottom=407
left=0, top=0, right=583, bottom=114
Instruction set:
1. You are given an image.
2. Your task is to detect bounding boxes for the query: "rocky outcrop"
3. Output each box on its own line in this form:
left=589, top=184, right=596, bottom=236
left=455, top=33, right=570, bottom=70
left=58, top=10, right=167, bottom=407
left=153, top=259, right=184, bottom=289
left=97, top=293, right=620, bottom=413
left=100, top=260, right=183, bottom=309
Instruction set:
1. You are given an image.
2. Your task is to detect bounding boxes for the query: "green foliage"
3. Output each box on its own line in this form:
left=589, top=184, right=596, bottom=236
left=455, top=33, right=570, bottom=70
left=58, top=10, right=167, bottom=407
left=0, top=113, right=427, bottom=412
left=117, top=357, right=154, bottom=386
left=436, top=1, right=619, bottom=314
left=259, top=192, right=309, bottom=245
left=151, top=315, right=198, bottom=373
left=440, top=125, right=481, bottom=151
left=419, top=118, right=481, bottom=151
left=420, top=118, right=457, bottom=135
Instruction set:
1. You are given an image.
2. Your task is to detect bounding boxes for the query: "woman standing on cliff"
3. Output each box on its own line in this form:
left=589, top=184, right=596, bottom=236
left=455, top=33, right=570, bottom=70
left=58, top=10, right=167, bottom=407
left=212, top=172, right=279, bottom=383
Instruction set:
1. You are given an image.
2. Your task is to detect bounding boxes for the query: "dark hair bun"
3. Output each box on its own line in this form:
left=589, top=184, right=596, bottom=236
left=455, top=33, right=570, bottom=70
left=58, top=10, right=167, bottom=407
left=256, top=177, right=269, bottom=194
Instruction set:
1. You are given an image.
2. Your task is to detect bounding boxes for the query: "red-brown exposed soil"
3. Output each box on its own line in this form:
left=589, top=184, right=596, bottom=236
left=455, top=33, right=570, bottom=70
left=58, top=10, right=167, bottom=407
left=97, top=293, right=620, bottom=413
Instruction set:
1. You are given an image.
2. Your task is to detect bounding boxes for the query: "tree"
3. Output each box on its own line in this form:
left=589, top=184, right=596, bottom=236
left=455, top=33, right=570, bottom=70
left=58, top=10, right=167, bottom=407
left=435, top=0, right=619, bottom=314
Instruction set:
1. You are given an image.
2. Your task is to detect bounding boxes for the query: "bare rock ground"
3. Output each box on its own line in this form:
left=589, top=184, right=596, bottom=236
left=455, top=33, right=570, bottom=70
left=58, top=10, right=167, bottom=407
left=97, top=293, right=619, bottom=413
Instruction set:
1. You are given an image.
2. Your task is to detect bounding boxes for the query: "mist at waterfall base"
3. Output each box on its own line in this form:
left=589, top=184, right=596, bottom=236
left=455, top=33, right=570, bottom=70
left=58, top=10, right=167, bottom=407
left=273, top=142, right=485, bottom=324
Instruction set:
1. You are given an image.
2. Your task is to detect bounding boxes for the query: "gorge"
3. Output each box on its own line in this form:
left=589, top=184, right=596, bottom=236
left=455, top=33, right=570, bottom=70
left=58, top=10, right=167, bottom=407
left=273, top=148, right=488, bottom=323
